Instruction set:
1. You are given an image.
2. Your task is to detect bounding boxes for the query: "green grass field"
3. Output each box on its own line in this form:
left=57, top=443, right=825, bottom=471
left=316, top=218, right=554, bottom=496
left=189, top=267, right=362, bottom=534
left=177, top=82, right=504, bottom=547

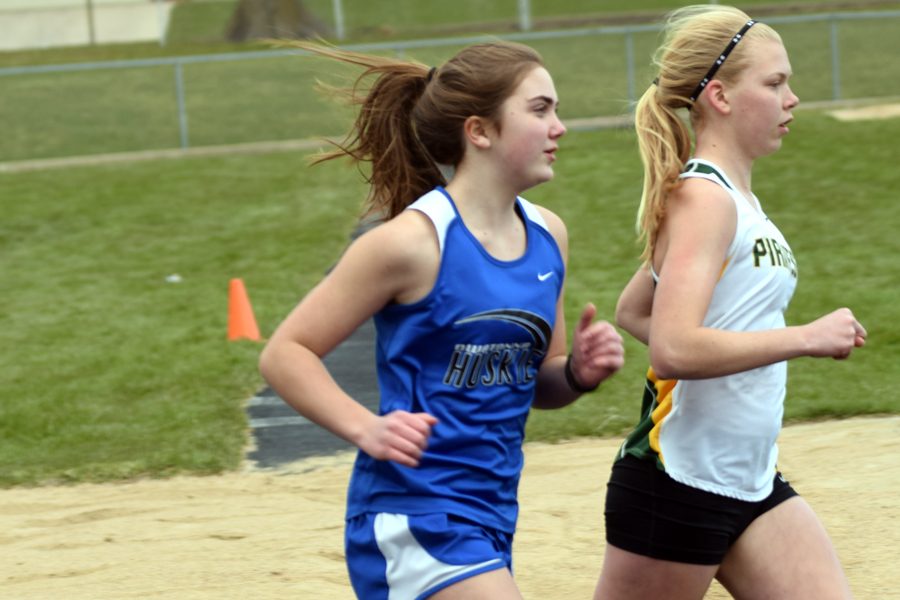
left=1, top=1, right=899, bottom=487
left=2, top=109, right=898, bottom=487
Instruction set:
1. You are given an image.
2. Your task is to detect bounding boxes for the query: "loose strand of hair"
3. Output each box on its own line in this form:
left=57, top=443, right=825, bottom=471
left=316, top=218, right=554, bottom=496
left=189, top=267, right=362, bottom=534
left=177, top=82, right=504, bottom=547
left=285, top=40, right=445, bottom=219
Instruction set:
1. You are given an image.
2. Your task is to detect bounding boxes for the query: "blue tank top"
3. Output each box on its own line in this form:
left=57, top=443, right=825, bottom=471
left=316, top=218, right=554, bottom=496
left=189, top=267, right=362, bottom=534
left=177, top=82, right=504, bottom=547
left=345, top=187, right=565, bottom=533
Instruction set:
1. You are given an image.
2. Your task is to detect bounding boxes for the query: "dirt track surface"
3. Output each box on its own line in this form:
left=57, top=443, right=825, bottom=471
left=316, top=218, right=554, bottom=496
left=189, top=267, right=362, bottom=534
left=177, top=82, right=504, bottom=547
left=1, top=416, right=898, bottom=599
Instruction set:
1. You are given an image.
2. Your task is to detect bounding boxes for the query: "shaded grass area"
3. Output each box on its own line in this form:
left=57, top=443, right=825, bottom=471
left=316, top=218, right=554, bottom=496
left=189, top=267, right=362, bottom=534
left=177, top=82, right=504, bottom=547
left=160, top=0, right=900, bottom=44
left=4, top=0, right=896, bottom=66
left=1, top=111, right=898, bottom=486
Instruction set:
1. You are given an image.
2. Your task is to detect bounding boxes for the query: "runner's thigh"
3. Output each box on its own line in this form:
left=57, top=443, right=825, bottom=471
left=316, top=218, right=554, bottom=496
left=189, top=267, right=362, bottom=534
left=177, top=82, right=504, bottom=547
left=716, top=496, right=852, bottom=600
left=430, top=567, right=522, bottom=600
left=593, top=544, right=718, bottom=600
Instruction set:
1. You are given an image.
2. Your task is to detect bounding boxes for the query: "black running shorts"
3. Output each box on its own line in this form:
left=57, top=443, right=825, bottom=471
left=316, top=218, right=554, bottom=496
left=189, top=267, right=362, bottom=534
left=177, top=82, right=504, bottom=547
left=604, top=454, right=798, bottom=565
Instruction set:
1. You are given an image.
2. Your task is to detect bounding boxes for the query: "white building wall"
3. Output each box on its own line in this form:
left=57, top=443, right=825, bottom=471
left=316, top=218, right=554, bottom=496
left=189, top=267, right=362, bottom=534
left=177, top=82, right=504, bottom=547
left=0, top=0, right=172, bottom=50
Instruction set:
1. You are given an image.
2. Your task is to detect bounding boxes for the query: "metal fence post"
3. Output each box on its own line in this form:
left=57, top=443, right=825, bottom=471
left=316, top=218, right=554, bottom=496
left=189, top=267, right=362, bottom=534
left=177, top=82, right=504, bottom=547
left=518, top=0, right=532, bottom=32
left=174, top=61, right=190, bottom=149
left=333, top=0, right=346, bottom=41
left=830, top=17, right=841, bottom=101
left=625, top=31, right=635, bottom=107
left=85, top=0, right=96, bottom=46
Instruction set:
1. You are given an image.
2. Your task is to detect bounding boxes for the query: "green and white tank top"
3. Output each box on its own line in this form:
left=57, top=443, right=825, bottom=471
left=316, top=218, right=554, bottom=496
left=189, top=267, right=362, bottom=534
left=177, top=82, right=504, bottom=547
left=619, top=158, right=799, bottom=501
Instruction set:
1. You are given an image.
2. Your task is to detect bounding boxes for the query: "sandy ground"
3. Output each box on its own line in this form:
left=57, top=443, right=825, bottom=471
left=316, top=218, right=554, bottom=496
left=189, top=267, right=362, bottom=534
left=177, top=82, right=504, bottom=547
left=827, top=102, right=900, bottom=122
left=2, top=416, right=898, bottom=599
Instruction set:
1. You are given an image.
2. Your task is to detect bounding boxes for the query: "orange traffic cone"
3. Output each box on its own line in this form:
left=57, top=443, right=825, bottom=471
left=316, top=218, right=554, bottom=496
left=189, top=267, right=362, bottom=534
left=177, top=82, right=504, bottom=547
left=227, top=278, right=261, bottom=341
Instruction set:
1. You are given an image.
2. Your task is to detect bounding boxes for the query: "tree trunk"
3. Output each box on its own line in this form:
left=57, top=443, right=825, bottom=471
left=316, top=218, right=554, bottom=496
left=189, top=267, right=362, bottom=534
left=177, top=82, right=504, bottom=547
left=225, top=0, right=331, bottom=42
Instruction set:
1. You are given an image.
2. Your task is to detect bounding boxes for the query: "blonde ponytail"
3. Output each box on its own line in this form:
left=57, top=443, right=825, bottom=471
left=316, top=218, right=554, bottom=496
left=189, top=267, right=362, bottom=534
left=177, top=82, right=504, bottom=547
left=634, top=83, right=692, bottom=262
left=633, top=4, right=783, bottom=261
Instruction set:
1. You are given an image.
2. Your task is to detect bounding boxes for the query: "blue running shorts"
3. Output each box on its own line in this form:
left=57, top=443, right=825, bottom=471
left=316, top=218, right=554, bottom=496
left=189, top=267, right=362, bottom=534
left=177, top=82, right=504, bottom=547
left=345, top=512, right=512, bottom=599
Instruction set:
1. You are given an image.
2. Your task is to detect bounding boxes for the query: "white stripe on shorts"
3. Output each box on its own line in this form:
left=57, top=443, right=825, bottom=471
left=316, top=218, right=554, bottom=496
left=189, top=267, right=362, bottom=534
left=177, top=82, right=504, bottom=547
left=373, top=513, right=502, bottom=599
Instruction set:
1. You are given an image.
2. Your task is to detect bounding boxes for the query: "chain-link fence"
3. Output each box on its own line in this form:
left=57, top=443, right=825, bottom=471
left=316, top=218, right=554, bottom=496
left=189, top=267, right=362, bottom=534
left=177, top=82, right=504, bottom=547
left=2, top=8, right=899, bottom=163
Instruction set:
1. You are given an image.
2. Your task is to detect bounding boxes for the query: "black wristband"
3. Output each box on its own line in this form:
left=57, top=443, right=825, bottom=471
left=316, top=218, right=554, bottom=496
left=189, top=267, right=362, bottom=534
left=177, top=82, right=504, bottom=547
left=565, top=353, right=598, bottom=393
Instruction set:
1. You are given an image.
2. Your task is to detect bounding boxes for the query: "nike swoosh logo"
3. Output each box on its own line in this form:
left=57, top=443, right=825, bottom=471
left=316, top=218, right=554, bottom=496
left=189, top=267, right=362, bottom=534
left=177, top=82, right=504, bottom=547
left=538, top=271, right=554, bottom=281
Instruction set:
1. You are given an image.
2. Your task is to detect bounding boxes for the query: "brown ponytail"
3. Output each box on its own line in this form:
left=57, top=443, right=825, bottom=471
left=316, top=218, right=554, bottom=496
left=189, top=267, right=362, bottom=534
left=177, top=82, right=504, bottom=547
left=288, top=40, right=544, bottom=219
